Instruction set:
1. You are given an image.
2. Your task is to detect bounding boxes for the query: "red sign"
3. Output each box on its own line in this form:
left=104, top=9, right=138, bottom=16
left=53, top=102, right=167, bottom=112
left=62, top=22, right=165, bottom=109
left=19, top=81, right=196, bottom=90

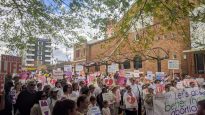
left=1, top=55, right=22, bottom=74
left=156, top=84, right=165, bottom=94
left=0, top=74, right=4, bottom=95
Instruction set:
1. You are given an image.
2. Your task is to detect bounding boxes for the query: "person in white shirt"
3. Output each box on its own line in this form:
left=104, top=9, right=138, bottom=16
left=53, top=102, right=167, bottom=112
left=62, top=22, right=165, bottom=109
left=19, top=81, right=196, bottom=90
left=47, top=88, right=59, bottom=113
left=87, top=96, right=101, bottom=115
left=102, top=100, right=111, bottom=115
left=123, top=85, right=138, bottom=115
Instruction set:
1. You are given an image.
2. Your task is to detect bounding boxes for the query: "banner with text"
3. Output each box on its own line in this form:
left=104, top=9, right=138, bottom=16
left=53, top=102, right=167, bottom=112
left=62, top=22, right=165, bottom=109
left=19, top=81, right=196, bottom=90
left=154, top=88, right=205, bottom=115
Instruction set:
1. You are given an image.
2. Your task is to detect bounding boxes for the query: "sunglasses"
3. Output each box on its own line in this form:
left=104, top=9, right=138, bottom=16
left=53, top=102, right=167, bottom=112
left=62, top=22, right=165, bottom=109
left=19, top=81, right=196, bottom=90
left=41, top=95, right=47, bottom=97
left=30, top=84, right=36, bottom=86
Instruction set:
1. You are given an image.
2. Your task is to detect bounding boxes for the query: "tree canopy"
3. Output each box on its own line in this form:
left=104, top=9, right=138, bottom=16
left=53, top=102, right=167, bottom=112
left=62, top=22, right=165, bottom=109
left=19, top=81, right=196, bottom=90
left=0, top=0, right=205, bottom=54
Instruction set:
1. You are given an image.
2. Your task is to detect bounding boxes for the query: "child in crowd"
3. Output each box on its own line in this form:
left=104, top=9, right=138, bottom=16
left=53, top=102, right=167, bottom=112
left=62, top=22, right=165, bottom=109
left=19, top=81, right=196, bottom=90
left=87, top=96, right=101, bottom=115
left=102, top=101, right=111, bottom=115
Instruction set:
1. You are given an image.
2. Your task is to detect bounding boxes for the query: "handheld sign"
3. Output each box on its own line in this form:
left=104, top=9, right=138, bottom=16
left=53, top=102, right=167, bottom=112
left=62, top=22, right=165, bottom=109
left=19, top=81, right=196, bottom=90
left=39, top=100, right=51, bottom=115
left=102, top=93, right=113, bottom=102
left=124, top=94, right=138, bottom=109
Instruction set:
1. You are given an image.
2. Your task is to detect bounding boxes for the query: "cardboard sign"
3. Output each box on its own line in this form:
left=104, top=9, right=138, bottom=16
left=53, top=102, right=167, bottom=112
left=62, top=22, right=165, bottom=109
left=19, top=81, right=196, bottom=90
left=124, top=93, right=138, bottom=109
left=39, top=100, right=51, bottom=115
left=102, top=93, right=113, bottom=102
left=168, top=60, right=179, bottom=69
left=104, top=78, right=114, bottom=86
left=125, top=71, right=133, bottom=78
left=117, top=77, right=126, bottom=86
left=64, top=65, right=72, bottom=72
left=53, top=69, right=63, bottom=79
left=0, top=55, right=22, bottom=74
left=196, top=78, right=204, bottom=86
left=183, top=79, right=198, bottom=87
left=133, top=70, right=140, bottom=78
left=155, top=84, right=165, bottom=94
left=108, top=63, right=119, bottom=73
left=146, top=71, right=154, bottom=80
left=75, top=65, right=83, bottom=72
left=0, top=74, right=4, bottom=95
left=156, top=72, right=165, bottom=80
left=176, top=82, right=184, bottom=89
left=154, top=88, right=205, bottom=115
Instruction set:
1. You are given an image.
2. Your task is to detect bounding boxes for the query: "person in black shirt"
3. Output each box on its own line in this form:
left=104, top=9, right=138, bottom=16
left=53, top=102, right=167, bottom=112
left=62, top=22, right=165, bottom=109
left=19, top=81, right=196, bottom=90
left=16, top=79, right=36, bottom=115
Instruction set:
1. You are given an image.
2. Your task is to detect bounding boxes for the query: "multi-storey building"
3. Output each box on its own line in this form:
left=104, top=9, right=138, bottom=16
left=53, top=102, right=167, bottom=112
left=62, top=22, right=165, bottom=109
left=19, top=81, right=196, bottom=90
left=25, top=38, right=52, bottom=67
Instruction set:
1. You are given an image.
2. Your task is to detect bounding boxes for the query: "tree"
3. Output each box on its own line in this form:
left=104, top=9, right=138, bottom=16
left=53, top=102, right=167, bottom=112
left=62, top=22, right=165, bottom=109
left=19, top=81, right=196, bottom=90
left=1, top=0, right=205, bottom=54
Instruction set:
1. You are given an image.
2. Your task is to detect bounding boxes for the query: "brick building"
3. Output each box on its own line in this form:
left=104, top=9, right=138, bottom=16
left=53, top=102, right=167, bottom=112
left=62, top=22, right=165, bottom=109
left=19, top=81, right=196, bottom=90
left=73, top=19, right=191, bottom=76
left=73, top=2, right=193, bottom=76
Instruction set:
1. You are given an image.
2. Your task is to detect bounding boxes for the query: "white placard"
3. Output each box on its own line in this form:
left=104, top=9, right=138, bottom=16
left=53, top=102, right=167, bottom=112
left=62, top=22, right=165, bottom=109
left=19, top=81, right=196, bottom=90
left=64, top=65, right=72, bottom=72
left=102, top=93, right=113, bottom=102
left=108, top=63, right=119, bottom=73
left=168, top=60, right=179, bottom=69
left=39, top=100, right=51, bottom=115
left=53, top=69, right=64, bottom=79
left=75, top=65, right=84, bottom=72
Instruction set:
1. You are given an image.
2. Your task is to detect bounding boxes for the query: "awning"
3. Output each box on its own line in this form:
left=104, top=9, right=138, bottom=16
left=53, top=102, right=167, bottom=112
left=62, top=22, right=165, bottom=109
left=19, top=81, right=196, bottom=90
left=183, top=48, right=205, bottom=53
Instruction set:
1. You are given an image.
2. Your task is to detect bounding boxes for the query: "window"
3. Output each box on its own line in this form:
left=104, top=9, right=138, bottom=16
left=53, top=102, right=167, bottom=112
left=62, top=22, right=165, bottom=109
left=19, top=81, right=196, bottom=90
left=173, top=52, right=177, bottom=59
left=37, top=56, right=42, bottom=60
left=76, top=50, right=80, bottom=58
left=95, top=65, right=100, bottom=72
left=134, top=56, right=142, bottom=69
left=123, top=60, right=130, bottom=69
left=194, top=53, right=205, bottom=74
left=38, top=51, right=42, bottom=55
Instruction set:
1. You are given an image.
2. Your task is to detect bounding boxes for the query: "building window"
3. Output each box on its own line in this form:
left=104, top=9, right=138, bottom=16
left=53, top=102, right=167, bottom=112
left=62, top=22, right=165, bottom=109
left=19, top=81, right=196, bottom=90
left=134, top=56, right=142, bottom=69
left=37, top=56, right=42, bottom=60
left=76, top=50, right=80, bottom=58
left=194, top=53, right=205, bottom=74
left=123, top=60, right=130, bottom=69
left=95, top=65, right=100, bottom=71
left=173, top=52, right=177, bottom=59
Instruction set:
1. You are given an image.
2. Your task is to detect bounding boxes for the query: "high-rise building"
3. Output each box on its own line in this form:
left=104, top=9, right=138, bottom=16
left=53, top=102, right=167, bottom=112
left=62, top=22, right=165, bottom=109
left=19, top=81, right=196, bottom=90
left=25, top=38, right=52, bottom=67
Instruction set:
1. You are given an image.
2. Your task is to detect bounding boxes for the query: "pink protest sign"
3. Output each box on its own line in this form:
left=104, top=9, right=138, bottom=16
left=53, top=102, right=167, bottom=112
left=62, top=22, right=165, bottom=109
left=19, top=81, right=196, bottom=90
left=117, top=77, right=125, bottom=86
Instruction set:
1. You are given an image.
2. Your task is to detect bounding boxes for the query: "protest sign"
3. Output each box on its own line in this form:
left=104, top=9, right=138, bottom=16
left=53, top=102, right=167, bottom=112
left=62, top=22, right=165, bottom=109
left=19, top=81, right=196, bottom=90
left=108, top=63, right=119, bottom=73
left=168, top=60, right=179, bottom=69
left=146, top=71, right=154, bottom=81
left=133, top=70, right=140, bottom=78
left=156, top=72, right=165, bottom=80
left=64, top=65, right=72, bottom=72
left=102, top=93, right=113, bottom=102
left=196, top=78, right=204, bottom=86
left=125, top=71, right=133, bottom=78
left=0, top=74, right=4, bottom=95
left=183, top=79, right=198, bottom=87
left=39, top=100, right=51, bottom=115
left=154, top=88, right=205, bottom=115
left=124, top=94, right=138, bottom=109
left=117, top=77, right=126, bottom=86
left=104, top=78, right=114, bottom=86
left=75, top=65, right=83, bottom=72
left=176, top=82, right=184, bottom=89
left=53, top=69, right=63, bottom=79
left=0, top=55, right=22, bottom=74
left=88, top=74, right=95, bottom=85
left=155, top=84, right=165, bottom=94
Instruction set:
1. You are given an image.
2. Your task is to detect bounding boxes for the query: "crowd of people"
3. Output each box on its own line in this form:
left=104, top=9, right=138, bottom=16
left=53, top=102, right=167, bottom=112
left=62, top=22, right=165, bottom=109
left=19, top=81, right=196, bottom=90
left=0, top=73, right=205, bottom=115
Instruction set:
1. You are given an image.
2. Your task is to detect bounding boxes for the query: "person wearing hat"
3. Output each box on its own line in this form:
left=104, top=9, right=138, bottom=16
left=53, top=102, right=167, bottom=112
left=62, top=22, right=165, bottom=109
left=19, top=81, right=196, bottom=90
left=144, top=85, right=155, bottom=115
left=16, top=79, right=37, bottom=115
left=47, top=87, right=59, bottom=112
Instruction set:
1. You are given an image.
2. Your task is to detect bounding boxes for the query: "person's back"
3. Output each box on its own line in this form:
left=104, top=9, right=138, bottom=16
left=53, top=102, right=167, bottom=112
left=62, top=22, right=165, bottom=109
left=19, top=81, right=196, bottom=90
left=16, top=90, right=36, bottom=115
